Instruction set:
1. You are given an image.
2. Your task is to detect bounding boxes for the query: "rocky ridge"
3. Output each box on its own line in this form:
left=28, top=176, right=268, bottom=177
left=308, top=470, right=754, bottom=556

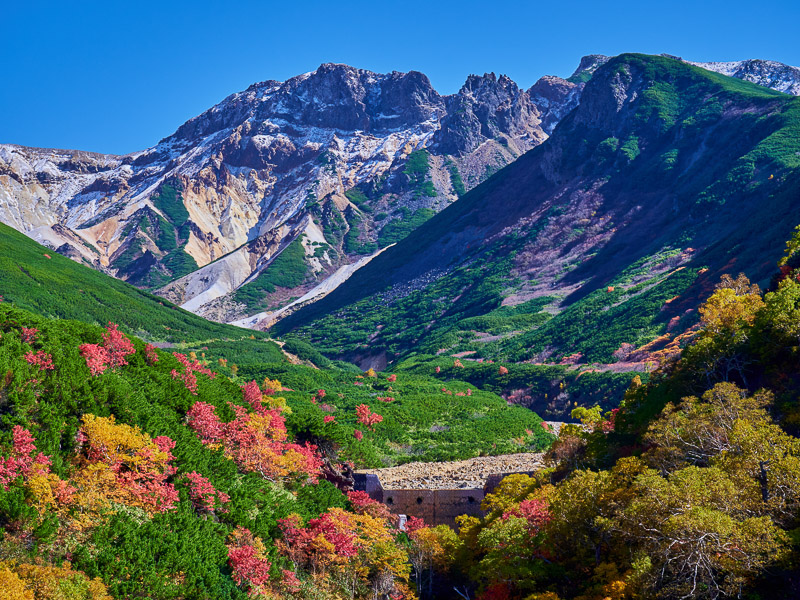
left=689, top=58, right=800, bottom=95
left=276, top=53, right=800, bottom=372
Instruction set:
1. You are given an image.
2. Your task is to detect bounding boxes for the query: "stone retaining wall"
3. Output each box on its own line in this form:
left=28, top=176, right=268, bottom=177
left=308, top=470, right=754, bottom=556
left=355, top=471, right=535, bottom=527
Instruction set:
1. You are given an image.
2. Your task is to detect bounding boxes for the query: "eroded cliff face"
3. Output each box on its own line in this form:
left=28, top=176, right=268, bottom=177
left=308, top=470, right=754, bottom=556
left=2, top=55, right=797, bottom=327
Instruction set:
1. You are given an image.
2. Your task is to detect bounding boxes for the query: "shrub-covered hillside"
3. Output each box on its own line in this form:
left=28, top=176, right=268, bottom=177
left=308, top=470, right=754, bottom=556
left=0, top=222, right=262, bottom=343
left=400, top=251, right=800, bottom=599
left=0, top=301, right=551, bottom=599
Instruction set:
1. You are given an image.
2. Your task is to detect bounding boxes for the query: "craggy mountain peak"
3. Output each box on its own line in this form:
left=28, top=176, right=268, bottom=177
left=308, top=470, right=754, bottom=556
left=0, top=61, right=559, bottom=327
left=434, top=71, right=544, bottom=155
left=569, top=54, right=611, bottom=81
left=527, top=76, right=583, bottom=134
left=168, top=63, right=443, bottom=144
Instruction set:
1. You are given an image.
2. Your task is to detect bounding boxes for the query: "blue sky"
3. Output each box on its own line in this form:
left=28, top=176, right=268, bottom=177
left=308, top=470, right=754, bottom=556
left=2, top=0, right=798, bottom=154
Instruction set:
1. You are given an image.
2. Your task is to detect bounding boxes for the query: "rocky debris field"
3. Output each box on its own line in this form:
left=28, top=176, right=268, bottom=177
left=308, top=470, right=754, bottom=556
left=357, top=452, right=546, bottom=490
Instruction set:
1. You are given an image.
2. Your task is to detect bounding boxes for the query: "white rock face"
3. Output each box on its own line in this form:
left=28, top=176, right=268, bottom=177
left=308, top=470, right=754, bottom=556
left=688, top=59, right=800, bottom=95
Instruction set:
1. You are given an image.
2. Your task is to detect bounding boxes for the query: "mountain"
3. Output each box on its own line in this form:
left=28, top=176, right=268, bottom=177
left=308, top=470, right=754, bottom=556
left=2, top=55, right=798, bottom=332
left=275, top=54, right=800, bottom=369
left=689, top=58, right=800, bottom=95
left=0, top=64, right=578, bottom=325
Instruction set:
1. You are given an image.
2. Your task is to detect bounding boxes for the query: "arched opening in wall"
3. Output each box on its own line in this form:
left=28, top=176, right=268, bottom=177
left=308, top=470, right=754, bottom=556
left=416, top=497, right=423, bottom=504
left=468, top=496, right=476, bottom=504
left=386, top=497, right=394, bottom=505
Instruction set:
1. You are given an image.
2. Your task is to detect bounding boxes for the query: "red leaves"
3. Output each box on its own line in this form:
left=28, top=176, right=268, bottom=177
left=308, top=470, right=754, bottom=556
left=241, top=380, right=263, bottom=408
left=144, top=343, right=159, bottom=364
left=185, top=471, right=229, bottom=512
left=186, top=401, right=224, bottom=444
left=323, top=415, right=336, bottom=424
left=280, top=511, right=358, bottom=563
left=348, top=490, right=393, bottom=521
left=229, top=545, right=271, bottom=587
left=171, top=352, right=215, bottom=394
left=347, top=490, right=375, bottom=512
left=80, top=323, right=135, bottom=376
left=102, top=323, right=135, bottom=368
left=498, top=365, right=509, bottom=375
left=601, top=407, right=620, bottom=433
left=386, top=374, right=397, bottom=382
left=186, top=400, right=322, bottom=482
left=404, top=516, right=426, bottom=535
left=24, top=350, right=54, bottom=371
left=113, top=437, right=178, bottom=513
left=228, top=527, right=272, bottom=590
left=501, top=498, right=551, bottom=533
left=20, top=327, right=38, bottom=344
left=80, top=344, right=110, bottom=376
left=353, top=429, right=364, bottom=441
left=480, top=582, right=513, bottom=600
left=279, top=569, right=301, bottom=594
left=356, top=404, right=383, bottom=430
left=0, top=426, right=53, bottom=489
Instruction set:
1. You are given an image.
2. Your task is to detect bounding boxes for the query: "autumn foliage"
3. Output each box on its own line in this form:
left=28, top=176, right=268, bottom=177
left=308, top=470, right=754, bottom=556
left=170, top=351, right=216, bottom=394
left=79, top=322, right=136, bottom=375
left=187, top=381, right=322, bottom=482
left=356, top=404, right=383, bottom=430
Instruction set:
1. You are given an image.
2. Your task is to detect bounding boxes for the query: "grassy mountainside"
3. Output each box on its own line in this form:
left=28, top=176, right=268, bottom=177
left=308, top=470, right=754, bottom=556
left=0, top=222, right=264, bottom=343
left=276, top=54, right=800, bottom=369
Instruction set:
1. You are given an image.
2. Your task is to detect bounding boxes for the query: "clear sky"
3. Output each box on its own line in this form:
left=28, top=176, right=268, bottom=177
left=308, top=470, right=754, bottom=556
left=2, top=0, right=798, bottom=155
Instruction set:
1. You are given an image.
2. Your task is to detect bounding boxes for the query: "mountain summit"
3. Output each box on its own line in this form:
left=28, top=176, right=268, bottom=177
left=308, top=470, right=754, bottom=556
left=276, top=54, right=800, bottom=375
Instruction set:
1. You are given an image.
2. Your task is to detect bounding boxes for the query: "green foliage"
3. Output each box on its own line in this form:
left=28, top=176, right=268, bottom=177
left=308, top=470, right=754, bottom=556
left=281, top=336, right=334, bottom=368
left=446, top=159, right=466, bottom=197
left=345, top=187, right=371, bottom=212
left=620, top=135, right=641, bottom=161
left=281, top=55, right=800, bottom=371
left=378, top=208, right=435, bottom=248
left=343, top=211, right=377, bottom=255
left=232, top=237, right=309, bottom=311
left=151, top=181, right=190, bottom=226
left=403, top=150, right=436, bottom=198
left=0, top=222, right=258, bottom=342
left=162, top=248, right=198, bottom=278
left=235, top=360, right=554, bottom=466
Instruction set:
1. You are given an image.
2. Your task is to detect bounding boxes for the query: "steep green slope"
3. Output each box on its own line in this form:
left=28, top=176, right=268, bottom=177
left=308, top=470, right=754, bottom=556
left=0, top=222, right=264, bottom=343
left=277, top=54, right=800, bottom=368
